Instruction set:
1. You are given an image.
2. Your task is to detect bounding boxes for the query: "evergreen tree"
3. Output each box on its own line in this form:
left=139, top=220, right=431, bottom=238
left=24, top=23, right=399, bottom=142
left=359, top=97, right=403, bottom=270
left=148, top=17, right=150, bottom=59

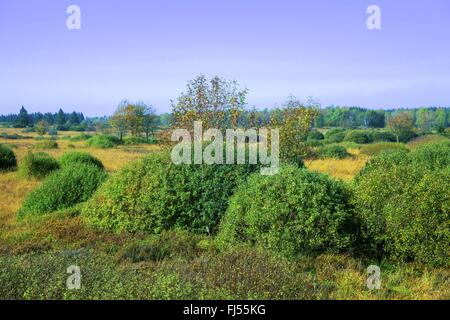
left=17, top=106, right=30, bottom=127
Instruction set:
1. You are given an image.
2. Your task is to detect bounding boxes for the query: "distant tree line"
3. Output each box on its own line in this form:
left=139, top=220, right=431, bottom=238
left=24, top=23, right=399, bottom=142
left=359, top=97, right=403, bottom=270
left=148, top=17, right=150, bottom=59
left=0, top=106, right=86, bottom=130
left=1, top=80, right=449, bottom=138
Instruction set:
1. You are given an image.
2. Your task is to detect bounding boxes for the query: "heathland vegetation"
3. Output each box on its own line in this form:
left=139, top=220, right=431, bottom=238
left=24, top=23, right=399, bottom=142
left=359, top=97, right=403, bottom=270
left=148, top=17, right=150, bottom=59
left=0, top=75, right=449, bottom=300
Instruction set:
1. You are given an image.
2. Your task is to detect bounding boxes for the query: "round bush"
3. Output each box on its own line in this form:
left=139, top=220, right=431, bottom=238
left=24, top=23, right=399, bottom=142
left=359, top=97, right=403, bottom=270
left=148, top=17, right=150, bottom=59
left=35, top=140, right=58, bottom=150
left=307, top=130, right=324, bottom=141
left=344, top=130, right=371, bottom=144
left=18, top=164, right=107, bottom=219
left=353, top=162, right=449, bottom=266
left=409, top=140, right=450, bottom=171
left=319, top=145, right=350, bottom=159
left=216, top=166, right=357, bottom=258
left=123, top=136, right=149, bottom=145
left=18, top=152, right=60, bottom=179
left=59, top=152, right=104, bottom=170
left=0, top=144, right=17, bottom=170
left=397, top=129, right=417, bottom=143
left=69, top=133, right=92, bottom=142
left=356, top=149, right=410, bottom=179
left=86, top=135, right=121, bottom=148
left=359, top=142, right=408, bottom=157
left=368, top=131, right=397, bottom=142
left=82, top=151, right=260, bottom=234
left=325, top=129, right=346, bottom=143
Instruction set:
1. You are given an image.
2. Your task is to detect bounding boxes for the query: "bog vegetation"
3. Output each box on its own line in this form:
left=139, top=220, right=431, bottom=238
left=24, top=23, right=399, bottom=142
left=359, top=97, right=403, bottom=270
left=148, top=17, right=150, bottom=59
left=0, top=75, right=449, bottom=300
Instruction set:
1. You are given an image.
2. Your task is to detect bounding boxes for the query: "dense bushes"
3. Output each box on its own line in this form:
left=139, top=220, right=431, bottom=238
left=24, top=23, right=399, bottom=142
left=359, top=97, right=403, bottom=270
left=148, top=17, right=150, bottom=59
left=307, top=130, right=324, bottom=141
left=216, top=166, right=358, bottom=258
left=353, top=142, right=450, bottom=266
left=0, top=144, right=17, bottom=170
left=319, top=145, right=350, bottom=159
left=35, top=139, right=58, bottom=150
left=344, top=130, right=371, bottom=144
left=86, top=135, right=121, bottom=148
left=69, top=133, right=92, bottom=141
left=359, top=142, right=408, bottom=156
left=325, top=129, right=346, bottom=143
left=409, top=140, right=450, bottom=170
left=82, top=151, right=260, bottom=234
left=18, top=152, right=60, bottom=179
left=59, top=152, right=104, bottom=170
left=123, top=136, right=154, bottom=145
left=18, top=164, right=107, bottom=219
left=368, top=131, right=397, bottom=142
left=396, top=129, right=417, bottom=143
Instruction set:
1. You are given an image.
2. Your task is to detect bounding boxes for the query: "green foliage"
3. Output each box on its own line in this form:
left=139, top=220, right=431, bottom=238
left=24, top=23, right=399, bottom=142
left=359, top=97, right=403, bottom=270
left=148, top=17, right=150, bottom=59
left=304, top=140, right=324, bottom=148
left=324, top=128, right=346, bottom=139
left=18, top=164, right=107, bottom=219
left=83, top=151, right=259, bottom=234
left=409, top=140, right=450, bottom=170
left=216, top=166, right=357, bottom=258
left=18, top=152, right=60, bottom=179
left=319, top=145, right=350, bottom=159
left=59, top=152, right=104, bottom=170
left=359, top=142, right=408, bottom=156
left=353, top=143, right=450, bottom=266
left=0, top=144, right=17, bottom=170
left=35, top=139, right=58, bottom=150
left=123, top=136, right=150, bottom=145
left=307, top=129, right=324, bottom=141
left=86, top=135, right=121, bottom=148
left=397, top=129, right=417, bottom=143
left=325, top=129, right=346, bottom=143
left=344, top=130, right=372, bottom=144
left=69, top=133, right=93, bottom=141
left=119, top=230, right=208, bottom=263
left=368, top=130, right=397, bottom=142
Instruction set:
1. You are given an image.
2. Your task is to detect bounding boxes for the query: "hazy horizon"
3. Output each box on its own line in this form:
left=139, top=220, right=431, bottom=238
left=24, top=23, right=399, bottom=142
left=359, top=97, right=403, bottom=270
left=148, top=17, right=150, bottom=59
left=1, top=0, right=450, bottom=116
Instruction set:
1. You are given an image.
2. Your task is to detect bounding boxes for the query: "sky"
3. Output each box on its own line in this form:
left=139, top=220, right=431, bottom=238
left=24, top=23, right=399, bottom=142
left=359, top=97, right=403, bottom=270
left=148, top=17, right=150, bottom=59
left=0, top=0, right=449, bottom=116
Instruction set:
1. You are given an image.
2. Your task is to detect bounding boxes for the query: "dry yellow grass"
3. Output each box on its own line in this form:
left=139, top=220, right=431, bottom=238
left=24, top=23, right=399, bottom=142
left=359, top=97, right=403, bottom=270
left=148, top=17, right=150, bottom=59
left=305, top=152, right=367, bottom=182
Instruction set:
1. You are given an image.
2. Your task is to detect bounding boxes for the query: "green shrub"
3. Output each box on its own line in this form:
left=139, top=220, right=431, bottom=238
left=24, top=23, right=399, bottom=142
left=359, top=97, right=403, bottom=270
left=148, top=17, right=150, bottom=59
left=123, top=136, right=149, bottom=145
left=444, top=128, right=450, bottom=138
left=35, top=140, right=58, bottom=150
left=0, top=144, right=17, bottom=170
left=360, top=142, right=408, bottom=156
left=18, top=152, right=60, bottom=179
left=59, top=152, right=104, bottom=170
left=86, top=135, right=121, bottom=148
left=18, top=164, right=107, bottom=219
left=69, top=133, right=92, bottom=141
left=344, top=130, right=371, bottom=144
left=325, top=129, right=346, bottom=143
left=82, top=151, right=259, bottom=234
left=356, top=149, right=410, bottom=179
left=397, top=129, right=417, bottom=143
left=353, top=163, right=449, bottom=266
left=319, top=145, right=350, bottom=159
left=307, top=130, right=324, bottom=141
left=354, top=142, right=450, bottom=266
left=324, top=128, right=345, bottom=139
left=304, top=140, right=324, bottom=148
left=409, top=140, right=450, bottom=171
left=368, top=131, right=397, bottom=142
left=216, top=166, right=357, bottom=258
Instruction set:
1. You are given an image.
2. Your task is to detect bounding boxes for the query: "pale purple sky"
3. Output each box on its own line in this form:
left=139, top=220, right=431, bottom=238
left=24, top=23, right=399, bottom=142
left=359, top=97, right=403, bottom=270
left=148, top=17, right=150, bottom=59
left=0, top=0, right=449, bottom=116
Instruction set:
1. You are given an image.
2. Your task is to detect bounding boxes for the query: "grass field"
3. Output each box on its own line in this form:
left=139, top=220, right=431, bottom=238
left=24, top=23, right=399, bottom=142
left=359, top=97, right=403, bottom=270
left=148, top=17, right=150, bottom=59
left=0, top=128, right=449, bottom=300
